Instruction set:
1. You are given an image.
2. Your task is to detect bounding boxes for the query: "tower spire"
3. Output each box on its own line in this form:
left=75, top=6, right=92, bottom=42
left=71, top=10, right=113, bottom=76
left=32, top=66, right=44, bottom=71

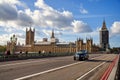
left=102, top=19, right=107, bottom=30
left=51, top=29, right=55, bottom=38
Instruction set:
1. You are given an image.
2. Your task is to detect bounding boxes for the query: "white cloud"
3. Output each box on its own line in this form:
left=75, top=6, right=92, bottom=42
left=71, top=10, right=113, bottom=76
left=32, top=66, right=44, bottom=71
left=4, top=27, right=15, bottom=32
left=110, top=21, right=120, bottom=37
left=42, top=29, right=51, bottom=37
left=35, top=0, right=53, bottom=11
left=16, top=33, right=25, bottom=39
left=15, top=10, right=33, bottom=26
left=0, top=33, right=25, bottom=45
left=0, top=0, right=89, bottom=31
left=14, top=33, right=25, bottom=45
left=72, top=20, right=92, bottom=33
left=0, top=0, right=26, bottom=8
left=80, top=4, right=88, bottom=14
left=0, top=34, right=10, bottom=45
left=33, top=0, right=73, bottom=28
left=0, top=0, right=20, bottom=5
left=42, top=29, right=62, bottom=37
left=0, top=0, right=93, bottom=45
left=0, top=0, right=26, bottom=21
left=0, top=20, right=27, bottom=32
left=0, top=0, right=31, bottom=29
left=0, top=2, right=18, bottom=21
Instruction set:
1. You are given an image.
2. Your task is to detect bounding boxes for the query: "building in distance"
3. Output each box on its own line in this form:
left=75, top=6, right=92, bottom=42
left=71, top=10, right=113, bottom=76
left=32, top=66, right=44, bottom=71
left=7, top=20, right=110, bottom=54
left=99, top=20, right=110, bottom=51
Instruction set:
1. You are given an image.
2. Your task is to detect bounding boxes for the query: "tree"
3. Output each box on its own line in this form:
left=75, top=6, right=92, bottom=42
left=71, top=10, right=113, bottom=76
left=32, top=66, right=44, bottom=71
left=0, top=45, right=6, bottom=52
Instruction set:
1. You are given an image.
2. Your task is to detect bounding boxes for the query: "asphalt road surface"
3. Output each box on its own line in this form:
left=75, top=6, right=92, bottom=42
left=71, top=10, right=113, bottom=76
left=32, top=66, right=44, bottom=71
left=0, top=54, right=117, bottom=80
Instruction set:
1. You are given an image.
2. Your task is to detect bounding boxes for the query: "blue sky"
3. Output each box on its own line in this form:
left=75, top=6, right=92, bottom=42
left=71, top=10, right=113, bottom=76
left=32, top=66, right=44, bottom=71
left=0, top=0, right=120, bottom=48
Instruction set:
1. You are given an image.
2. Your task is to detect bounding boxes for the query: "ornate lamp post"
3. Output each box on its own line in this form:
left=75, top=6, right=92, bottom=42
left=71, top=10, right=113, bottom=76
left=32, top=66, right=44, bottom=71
left=10, top=35, right=17, bottom=54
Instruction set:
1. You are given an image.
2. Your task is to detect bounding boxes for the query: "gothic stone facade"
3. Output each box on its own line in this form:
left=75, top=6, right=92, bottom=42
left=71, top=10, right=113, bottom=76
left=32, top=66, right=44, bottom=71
left=7, top=28, right=99, bottom=54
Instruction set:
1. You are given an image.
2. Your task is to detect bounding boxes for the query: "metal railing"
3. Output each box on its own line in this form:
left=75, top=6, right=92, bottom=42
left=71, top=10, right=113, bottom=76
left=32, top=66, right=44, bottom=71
left=0, top=52, right=75, bottom=62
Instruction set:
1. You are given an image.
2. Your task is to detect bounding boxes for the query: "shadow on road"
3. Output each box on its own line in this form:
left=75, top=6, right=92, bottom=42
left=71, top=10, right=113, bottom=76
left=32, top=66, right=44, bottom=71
left=85, top=59, right=113, bottom=63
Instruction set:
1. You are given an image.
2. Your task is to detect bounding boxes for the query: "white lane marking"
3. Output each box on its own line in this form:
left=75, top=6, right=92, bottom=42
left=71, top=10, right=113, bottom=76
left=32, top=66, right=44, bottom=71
left=14, top=56, right=101, bottom=80
left=0, top=59, right=47, bottom=67
left=0, top=55, right=101, bottom=67
left=14, top=61, right=84, bottom=80
left=76, top=62, right=106, bottom=80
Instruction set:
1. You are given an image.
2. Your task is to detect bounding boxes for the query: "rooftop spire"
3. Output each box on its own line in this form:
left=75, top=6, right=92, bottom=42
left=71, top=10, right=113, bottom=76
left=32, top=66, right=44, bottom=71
left=29, top=22, right=32, bottom=31
left=102, top=19, right=107, bottom=30
left=30, top=27, right=31, bottom=31
left=51, top=29, right=55, bottom=38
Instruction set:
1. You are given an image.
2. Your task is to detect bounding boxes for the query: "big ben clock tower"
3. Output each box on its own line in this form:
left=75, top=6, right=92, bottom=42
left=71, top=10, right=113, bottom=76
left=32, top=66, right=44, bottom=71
left=100, top=20, right=110, bottom=51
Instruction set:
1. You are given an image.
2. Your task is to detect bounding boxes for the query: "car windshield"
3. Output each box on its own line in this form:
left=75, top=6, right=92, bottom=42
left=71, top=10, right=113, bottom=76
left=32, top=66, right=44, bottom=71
left=76, top=50, right=87, bottom=55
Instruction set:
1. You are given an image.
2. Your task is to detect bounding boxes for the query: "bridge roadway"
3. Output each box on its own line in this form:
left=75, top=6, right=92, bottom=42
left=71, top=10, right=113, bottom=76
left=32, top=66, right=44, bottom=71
left=0, top=54, right=117, bottom=80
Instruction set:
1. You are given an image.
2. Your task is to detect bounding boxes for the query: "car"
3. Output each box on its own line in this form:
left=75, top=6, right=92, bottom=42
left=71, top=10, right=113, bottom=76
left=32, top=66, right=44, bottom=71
left=74, top=50, right=89, bottom=61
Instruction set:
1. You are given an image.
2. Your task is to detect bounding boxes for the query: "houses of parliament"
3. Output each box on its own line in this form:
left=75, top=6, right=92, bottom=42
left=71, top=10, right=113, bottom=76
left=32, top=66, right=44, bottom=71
left=7, top=20, right=109, bottom=53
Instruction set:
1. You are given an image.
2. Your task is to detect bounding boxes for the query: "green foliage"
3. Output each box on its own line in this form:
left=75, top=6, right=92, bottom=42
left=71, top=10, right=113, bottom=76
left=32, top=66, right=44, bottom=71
left=110, top=47, right=120, bottom=54
left=0, top=45, right=6, bottom=52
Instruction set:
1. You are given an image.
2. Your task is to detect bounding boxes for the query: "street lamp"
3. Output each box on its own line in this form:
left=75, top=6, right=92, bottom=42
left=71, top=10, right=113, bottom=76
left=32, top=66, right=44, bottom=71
left=11, top=35, right=17, bottom=54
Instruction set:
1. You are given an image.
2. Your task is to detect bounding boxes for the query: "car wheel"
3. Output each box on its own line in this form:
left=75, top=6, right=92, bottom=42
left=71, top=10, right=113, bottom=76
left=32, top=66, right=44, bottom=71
left=74, top=57, right=76, bottom=60
left=79, top=57, right=82, bottom=61
left=86, top=58, right=88, bottom=60
left=82, top=58, right=85, bottom=61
